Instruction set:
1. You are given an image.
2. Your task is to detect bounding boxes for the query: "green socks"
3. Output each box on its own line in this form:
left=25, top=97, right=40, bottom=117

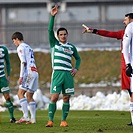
left=48, top=102, right=70, bottom=121
left=62, top=102, right=70, bottom=121
left=6, top=101, right=14, bottom=119
left=48, top=102, right=56, bottom=121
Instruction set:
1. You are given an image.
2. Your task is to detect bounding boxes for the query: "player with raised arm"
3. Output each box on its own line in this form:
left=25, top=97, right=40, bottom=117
left=82, top=13, right=133, bottom=97
left=123, top=13, right=133, bottom=126
left=12, top=32, right=39, bottom=124
left=0, top=45, right=16, bottom=123
left=45, top=5, right=81, bottom=127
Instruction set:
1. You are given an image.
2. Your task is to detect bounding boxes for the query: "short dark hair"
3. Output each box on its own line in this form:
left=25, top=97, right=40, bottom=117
left=11, top=32, right=23, bottom=41
left=125, top=13, right=133, bottom=19
left=57, top=27, right=68, bottom=35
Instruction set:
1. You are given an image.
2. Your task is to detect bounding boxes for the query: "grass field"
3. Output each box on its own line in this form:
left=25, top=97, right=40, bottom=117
left=0, top=110, right=133, bottom=133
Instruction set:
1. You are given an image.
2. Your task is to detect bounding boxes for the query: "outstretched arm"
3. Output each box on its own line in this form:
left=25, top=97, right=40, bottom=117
left=82, top=24, right=124, bottom=39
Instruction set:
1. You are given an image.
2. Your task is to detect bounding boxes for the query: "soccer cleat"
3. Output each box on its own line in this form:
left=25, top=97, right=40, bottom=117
left=60, top=121, right=68, bottom=127
left=127, top=122, right=133, bottom=126
left=10, top=117, right=16, bottom=123
left=26, top=119, right=36, bottom=124
left=15, top=117, right=30, bottom=124
left=45, top=120, right=54, bottom=127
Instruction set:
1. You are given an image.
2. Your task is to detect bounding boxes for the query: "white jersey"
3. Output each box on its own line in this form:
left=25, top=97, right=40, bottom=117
left=17, top=42, right=38, bottom=92
left=17, top=42, right=37, bottom=77
left=123, top=22, right=133, bottom=65
left=123, top=22, right=133, bottom=92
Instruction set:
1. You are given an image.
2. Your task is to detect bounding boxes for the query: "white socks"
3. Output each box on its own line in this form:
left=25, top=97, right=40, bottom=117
left=20, top=98, right=29, bottom=118
left=130, top=102, right=133, bottom=124
left=29, top=102, right=36, bottom=120
left=20, top=98, right=36, bottom=120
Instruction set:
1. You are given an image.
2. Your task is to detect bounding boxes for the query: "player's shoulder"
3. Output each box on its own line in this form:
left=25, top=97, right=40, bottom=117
left=125, top=22, right=133, bottom=33
left=67, top=42, right=75, bottom=47
left=127, top=22, right=133, bottom=28
left=67, top=42, right=78, bottom=51
left=0, top=45, right=8, bottom=51
left=19, top=42, right=29, bottom=49
left=0, top=45, right=6, bottom=48
left=131, top=22, right=133, bottom=29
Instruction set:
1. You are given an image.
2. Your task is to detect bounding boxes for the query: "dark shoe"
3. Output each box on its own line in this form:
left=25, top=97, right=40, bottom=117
left=10, top=118, right=16, bottom=123
left=127, top=122, right=132, bottom=126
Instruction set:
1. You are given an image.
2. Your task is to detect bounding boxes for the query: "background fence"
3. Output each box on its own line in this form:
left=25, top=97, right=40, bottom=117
left=1, top=22, right=123, bottom=50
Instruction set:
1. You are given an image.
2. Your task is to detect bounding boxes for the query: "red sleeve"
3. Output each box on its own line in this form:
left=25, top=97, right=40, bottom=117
left=96, top=30, right=124, bottom=40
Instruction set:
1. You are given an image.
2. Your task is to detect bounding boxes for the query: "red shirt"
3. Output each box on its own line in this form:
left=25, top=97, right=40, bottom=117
left=95, top=29, right=130, bottom=90
left=96, top=29, right=124, bottom=51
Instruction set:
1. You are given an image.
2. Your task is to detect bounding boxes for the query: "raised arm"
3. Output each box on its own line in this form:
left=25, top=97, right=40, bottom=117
left=48, top=5, right=58, bottom=47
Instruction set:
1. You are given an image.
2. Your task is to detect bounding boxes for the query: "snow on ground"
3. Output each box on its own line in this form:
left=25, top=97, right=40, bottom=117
left=0, top=47, right=129, bottom=112
left=0, top=89, right=130, bottom=112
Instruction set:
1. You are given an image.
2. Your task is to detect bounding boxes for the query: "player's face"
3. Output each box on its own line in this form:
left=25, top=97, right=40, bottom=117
left=12, top=39, right=19, bottom=47
left=57, top=30, right=68, bottom=44
left=123, top=16, right=130, bottom=26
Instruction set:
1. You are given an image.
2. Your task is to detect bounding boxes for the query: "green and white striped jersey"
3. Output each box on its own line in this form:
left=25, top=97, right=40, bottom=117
left=0, top=46, right=10, bottom=78
left=48, top=16, right=81, bottom=71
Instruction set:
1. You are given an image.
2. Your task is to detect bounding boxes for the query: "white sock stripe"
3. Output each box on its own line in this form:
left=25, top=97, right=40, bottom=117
left=20, top=98, right=27, bottom=103
left=29, top=102, right=36, bottom=106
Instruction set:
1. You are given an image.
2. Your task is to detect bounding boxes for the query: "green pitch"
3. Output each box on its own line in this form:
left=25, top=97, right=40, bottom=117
left=0, top=110, right=133, bottom=133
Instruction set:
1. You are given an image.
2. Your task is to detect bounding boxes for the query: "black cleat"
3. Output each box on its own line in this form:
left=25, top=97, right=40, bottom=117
left=127, top=122, right=132, bottom=126
left=10, top=117, right=16, bottom=123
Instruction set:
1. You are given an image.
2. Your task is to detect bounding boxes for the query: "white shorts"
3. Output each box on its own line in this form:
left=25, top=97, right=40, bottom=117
left=19, top=71, right=39, bottom=93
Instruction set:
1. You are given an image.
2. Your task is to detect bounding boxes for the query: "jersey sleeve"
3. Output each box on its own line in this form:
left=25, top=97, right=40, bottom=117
left=72, top=45, right=81, bottom=70
left=96, top=30, right=124, bottom=40
left=48, top=15, right=58, bottom=48
left=123, top=24, right=132, bottom=64
left=4, top=47, right=10, bottom=76
left=17, top=46, right=26, bottom=63
left=17, top=46, right=26, bottom=77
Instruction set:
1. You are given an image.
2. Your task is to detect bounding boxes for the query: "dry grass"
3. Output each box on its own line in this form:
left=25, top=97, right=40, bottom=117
left=9, top=50, right=121, bottom=89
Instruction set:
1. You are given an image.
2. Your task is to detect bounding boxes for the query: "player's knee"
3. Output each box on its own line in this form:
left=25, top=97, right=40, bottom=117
left=3, top=93, right=10, bottom=101
left=63, top=95, right=70, bottom=102
left=51, top=98, right=58, bottom=102
left=17, top=89, right=26, bottom=99
left=51, top=95, right=59, bottom=102
left=5, top=97, right=10, bottom=101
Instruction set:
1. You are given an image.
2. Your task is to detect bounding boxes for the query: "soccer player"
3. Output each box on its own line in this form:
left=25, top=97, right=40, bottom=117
left=82, top=13, right=133, bottom=97
left=46, top=5, right=81, bottom=127
left=123, top=13, right=133, bottom=126
left=11, top=32, right=39, bottom=124
left=0, top=45, right=16, bottom=123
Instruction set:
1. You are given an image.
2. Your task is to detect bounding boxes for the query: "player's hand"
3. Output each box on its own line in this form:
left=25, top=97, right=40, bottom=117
left=70, top=69, right=78, bottom=76
left=82, top=24, right=94, bottom=33
left=7, top=76, right=10, bottom=83
left=126, top=63, right=132, bottom=77
left=18, top=77, right=23, bottom=85
left=51, top=5, right=58, bottom=16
